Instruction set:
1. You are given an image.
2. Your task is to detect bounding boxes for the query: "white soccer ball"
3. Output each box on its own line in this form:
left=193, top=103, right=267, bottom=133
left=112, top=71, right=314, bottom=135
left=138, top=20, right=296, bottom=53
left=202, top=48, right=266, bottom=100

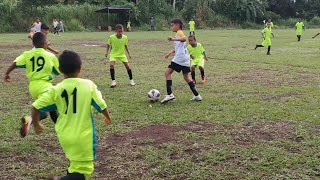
left=148, top=89, right=161, bottom=102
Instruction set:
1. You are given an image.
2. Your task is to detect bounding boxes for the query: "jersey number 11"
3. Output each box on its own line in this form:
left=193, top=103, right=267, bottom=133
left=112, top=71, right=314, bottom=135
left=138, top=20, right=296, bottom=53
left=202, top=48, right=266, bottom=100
left=61, top=88, right=77, bottom=114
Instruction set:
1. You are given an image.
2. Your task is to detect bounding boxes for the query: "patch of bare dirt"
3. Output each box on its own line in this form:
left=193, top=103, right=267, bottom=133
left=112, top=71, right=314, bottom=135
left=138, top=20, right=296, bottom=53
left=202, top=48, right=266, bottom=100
left=226, top=69, right=320, bottom=87
left=262, top=93, right=301, bottom=102
left=228, top=122, right=298, bottom=146
left=0, top=44, right=30, bottom=50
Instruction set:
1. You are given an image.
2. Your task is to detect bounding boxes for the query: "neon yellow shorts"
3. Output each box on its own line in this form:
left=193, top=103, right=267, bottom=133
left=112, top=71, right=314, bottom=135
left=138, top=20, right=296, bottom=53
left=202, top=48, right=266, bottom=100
left=29, top=80, right=53, bottom=100
left=68, top=161, right=94, bottom=180
left=191, top=59, right=205, bottom=68
left=109, top=55, right=128, bottom=63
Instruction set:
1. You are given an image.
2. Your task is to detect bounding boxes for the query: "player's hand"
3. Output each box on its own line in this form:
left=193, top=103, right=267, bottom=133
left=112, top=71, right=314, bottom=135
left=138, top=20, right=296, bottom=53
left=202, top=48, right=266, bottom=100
left=105, top=53, right=109, bottom=58
left=34, top=122, right=45, bottom=134
left=128, top=55, right=132, bottom=60
left=168, top=37, right=173, bottom=41
left=205, top=58, right=208, bottom=61
left=53, top=50, right=59, bottom=55
left=104, top=118, right=112, bottom=126
left=190, top=55, right=195, bottom=59
left=165, top=54, right=170, bottom=59
left=4, top=74, right=11, bottom=82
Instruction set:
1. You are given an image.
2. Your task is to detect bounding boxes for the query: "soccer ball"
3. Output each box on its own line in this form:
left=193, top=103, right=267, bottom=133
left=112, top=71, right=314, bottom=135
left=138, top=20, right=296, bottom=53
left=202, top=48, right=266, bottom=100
left=148, top=89, right=161, bottom=102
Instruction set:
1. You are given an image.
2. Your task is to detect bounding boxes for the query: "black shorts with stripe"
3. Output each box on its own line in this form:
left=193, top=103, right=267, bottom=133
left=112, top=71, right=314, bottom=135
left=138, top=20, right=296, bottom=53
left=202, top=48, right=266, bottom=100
left=168, top=61, right=191, bottom=74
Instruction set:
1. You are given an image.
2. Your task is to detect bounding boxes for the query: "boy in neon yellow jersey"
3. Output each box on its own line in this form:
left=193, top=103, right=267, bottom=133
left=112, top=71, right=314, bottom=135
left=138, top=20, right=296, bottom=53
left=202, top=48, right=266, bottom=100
left=295, top=18, right=305, bottom=41
left=188, top=18, right=195, bottom=35
left=105, top=24, right=135, bottom=88
left=32, top=50, right=112, bottom=180
left=4, top=32, right=60, bottom=137
left=187, top=35, right=208, bottom=84
left=255, top=22, right=274, bottom=55
left=161, top=19, right=202, bottom=103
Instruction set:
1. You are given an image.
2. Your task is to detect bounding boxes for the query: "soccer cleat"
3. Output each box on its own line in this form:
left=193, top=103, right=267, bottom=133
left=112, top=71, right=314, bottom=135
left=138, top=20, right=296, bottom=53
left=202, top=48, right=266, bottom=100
left=191, top=95, right=203, bottom=101
left=201, top=77, right=206, bottom=84
left=110, top=80, right=117, bottom=88
left=267, top=53, right=271, bottom=55
left=161, top=94, right=176, bottom=103
left=129, top=79, right=135, bottom=86
left=254, top=45, right=258, bottom=50
left=20, top=116, right=32, bottom=138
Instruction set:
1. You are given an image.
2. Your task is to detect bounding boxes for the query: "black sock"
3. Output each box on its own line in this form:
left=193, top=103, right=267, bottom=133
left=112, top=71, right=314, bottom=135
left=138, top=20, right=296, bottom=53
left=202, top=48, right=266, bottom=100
left=298, top=35, right=301, bottom=41
left=188, top=81, right=199, bottom=96
left=200, top=69, right=205, bottom=78
left=191, top=71, right=196, bottom=81
left=166, top=80, right=172, bottom=95
left=49, top=111, right=58, bottom=124
left=127, top=69, right=133, bottom=80
left=193, top=31, right=195, bottom=35
left=267, top=46, right=271, bottom=54
left=110, top=68, right=115, bottom=80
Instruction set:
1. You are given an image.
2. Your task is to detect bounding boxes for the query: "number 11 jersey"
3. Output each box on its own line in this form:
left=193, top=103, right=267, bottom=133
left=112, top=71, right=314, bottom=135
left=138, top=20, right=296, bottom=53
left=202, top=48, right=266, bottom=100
left=32, top=78, right=108, bottom=161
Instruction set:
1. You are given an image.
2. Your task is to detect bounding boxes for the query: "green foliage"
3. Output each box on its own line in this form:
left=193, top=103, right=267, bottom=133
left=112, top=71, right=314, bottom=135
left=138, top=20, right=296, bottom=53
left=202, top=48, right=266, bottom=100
left=309, top=16, right=320, bottom=26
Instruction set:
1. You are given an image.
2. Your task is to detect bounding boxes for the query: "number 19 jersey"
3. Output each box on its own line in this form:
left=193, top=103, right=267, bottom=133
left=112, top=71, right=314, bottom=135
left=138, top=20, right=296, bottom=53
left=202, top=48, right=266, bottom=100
left=14, top=48, right=60, bottom=82
left=32, top=78, right=108, bottom=161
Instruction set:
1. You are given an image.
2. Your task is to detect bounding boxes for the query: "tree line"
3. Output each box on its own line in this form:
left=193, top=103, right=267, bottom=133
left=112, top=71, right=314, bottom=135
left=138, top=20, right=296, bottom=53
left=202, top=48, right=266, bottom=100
left=1, top=0, right=320, bottom=32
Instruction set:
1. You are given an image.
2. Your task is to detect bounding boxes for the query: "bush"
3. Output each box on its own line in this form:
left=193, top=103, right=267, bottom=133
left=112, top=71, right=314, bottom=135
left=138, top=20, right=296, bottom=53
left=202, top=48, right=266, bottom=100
left=277, top=18, right=297, bottom=28
left=207, top=15, right=232, bottom=28
left=241, top=21, right=262, bottom=29
left=66, top=19, right=86, bottom=32
left=264, top=11, right=282, bottom=21
left=309, top=16, right=320, bottom=26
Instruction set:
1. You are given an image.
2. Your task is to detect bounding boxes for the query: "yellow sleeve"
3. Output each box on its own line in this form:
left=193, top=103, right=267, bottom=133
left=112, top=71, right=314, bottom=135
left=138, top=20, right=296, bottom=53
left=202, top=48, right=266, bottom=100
left=177, top=30, right=186, bottom=38
left=14, top=52, right=27, bottom=68
left=200, top=44, right=205, bottom=52
left=91, top=82, right=107, bottom=113
left=33, top=87, right=57, bottom=112
left=52, top=56, right=60, bottom=75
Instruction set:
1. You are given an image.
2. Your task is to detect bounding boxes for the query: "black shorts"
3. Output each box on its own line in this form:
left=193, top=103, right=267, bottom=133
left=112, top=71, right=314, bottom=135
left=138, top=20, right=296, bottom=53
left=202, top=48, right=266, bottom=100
left=168, top=62, right=191, bottom=74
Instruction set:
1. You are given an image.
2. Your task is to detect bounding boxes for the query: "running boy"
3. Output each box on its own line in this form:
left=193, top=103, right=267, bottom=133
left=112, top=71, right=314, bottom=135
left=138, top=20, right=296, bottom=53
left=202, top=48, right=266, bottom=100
left=105, top=24, right=135, bottom=87
left=295, top=18, right=305, bottom=41
left=255, top=22, right=274, bottom=55
left=31, top=50, right=112, bottom=180
left=188, top=18, right=195, bottom=35
left=161, top=19, right=202, bottom=103
left=187, top=35, right=208, bottom=84
left=4, top=32, right=60, bottom=137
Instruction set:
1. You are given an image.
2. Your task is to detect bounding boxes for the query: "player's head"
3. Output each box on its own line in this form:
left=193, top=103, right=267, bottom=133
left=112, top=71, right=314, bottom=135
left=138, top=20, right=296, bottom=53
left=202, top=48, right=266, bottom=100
left=298, top=18, right=301, bottom=22
left=188, top=35, right=197, bottom=46
left=268, top=19, right=272, bottom=22
left=115, top=24, right=124, bottom=36
left=170, top=19, right=183, bottom=32
left=41, top=24, right=50, bottom=35
left=35, top=17, right=40, bottom=23
left=32, top=32, right=48, bottom=49
left=59, top=50, right=82, bottom=77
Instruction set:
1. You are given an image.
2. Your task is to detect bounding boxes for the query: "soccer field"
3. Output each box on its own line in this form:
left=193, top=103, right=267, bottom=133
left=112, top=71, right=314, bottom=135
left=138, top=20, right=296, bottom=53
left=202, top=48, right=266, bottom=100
left=1, top=29, right=320, bottom=179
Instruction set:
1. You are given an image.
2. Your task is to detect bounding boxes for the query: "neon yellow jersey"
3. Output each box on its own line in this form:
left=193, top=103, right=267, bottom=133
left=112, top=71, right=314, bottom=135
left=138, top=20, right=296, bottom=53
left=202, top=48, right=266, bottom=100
left=262, top=27, right=272, bottom=39
left=189, top=21, right=195, bottom=31
left=296, top=22, right=304, bottom=35
left=33, top=78, right=108, bottom=161
left=107, top=34, right=128, bottom=58
left=14, top=48, right=59, bottom=82
left=127, top=22, right=131, bottom=28
left=187, top=43, right=205, bottom=61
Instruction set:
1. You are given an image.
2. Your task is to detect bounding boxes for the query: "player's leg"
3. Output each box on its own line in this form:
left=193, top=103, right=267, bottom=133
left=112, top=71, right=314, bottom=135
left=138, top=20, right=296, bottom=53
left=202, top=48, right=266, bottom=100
left=267, top=46, right=271, bottom=55
left=182, top=70, right=202, bottom=101
left=110, top=61, right=116, bottom=87
left=255, top=45, right=264, bottom=49
left=191, top=65, right=196, bottom=83
left=123, top=62, right=135, bottom=86
left=199, top=66, right=206, bottom=84
left=161, top=67, right=175, bottom=103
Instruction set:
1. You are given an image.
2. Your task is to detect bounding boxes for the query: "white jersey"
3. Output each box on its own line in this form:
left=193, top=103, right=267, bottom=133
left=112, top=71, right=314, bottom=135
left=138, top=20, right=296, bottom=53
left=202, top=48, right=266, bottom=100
left=34, top=22, right=41, bottom=32
left=172, top=30, right=190, bottom=67
left=53, top=21, right=59, bottom=28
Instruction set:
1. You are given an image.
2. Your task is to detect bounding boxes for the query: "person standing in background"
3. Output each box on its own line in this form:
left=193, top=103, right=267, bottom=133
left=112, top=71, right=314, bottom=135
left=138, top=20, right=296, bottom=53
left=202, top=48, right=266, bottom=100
left=127, top=21, right=131, bottom=32
left=188, top=18, right=196, bottom=35
left=59, top=20, right=64, bottom=32
left=150, top=17, right=156, bottom=31
left=53, top=19, right=60, bottom=36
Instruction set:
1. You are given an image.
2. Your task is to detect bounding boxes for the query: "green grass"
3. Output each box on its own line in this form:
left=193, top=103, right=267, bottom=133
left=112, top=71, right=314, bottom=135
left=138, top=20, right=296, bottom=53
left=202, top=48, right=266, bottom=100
left=1, top=29, right=320, bottom=179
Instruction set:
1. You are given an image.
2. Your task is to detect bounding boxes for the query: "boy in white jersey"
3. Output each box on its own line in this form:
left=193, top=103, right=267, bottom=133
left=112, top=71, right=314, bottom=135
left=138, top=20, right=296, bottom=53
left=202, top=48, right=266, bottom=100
left=161, top=19, right=202, bottom=103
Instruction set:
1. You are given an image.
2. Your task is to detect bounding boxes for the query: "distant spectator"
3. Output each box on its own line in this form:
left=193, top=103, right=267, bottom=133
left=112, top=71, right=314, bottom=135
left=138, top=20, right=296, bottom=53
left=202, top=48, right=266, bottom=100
left=127, top=21, right=131, bottom=32
left=59, top=20, right=64, bottom=32
left=150, top=17, right=156, bottom=31
left=53, top=18, right=60, bottom=35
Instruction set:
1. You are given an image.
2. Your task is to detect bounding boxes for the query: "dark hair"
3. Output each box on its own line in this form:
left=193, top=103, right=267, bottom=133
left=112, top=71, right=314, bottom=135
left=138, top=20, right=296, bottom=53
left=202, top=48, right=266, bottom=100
left=188, top=35, right=196, bottom=41
left=32, top=32, right=47, bottom=48
left=41, top=24, right=49, bottom=30
left=171, top=19, right=183, bottom=30
left=59, top=50, right=82, bottom=75
left=115, top=24, right=124, bottom=30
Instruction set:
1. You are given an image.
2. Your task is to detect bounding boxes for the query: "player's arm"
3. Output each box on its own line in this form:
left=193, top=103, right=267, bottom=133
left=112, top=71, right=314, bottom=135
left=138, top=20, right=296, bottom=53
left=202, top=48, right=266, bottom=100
left=4, top=62, right=17, bottom=82
left=168, top=30, right=186, bottom=42
left=105, top=44, right=110, bottom=57
left=101, top=108, right=112, bottom=126
left=125, top=45, right=132, bottom=60
left=165, top=50, right=175, bottom=59
left=203, top=52, right=208, bottom=61
left=272, top=33, right=275, bottom=38
left=47, top=46, right=59, bottom=54
left=312, top=33, right=320, bottom=38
